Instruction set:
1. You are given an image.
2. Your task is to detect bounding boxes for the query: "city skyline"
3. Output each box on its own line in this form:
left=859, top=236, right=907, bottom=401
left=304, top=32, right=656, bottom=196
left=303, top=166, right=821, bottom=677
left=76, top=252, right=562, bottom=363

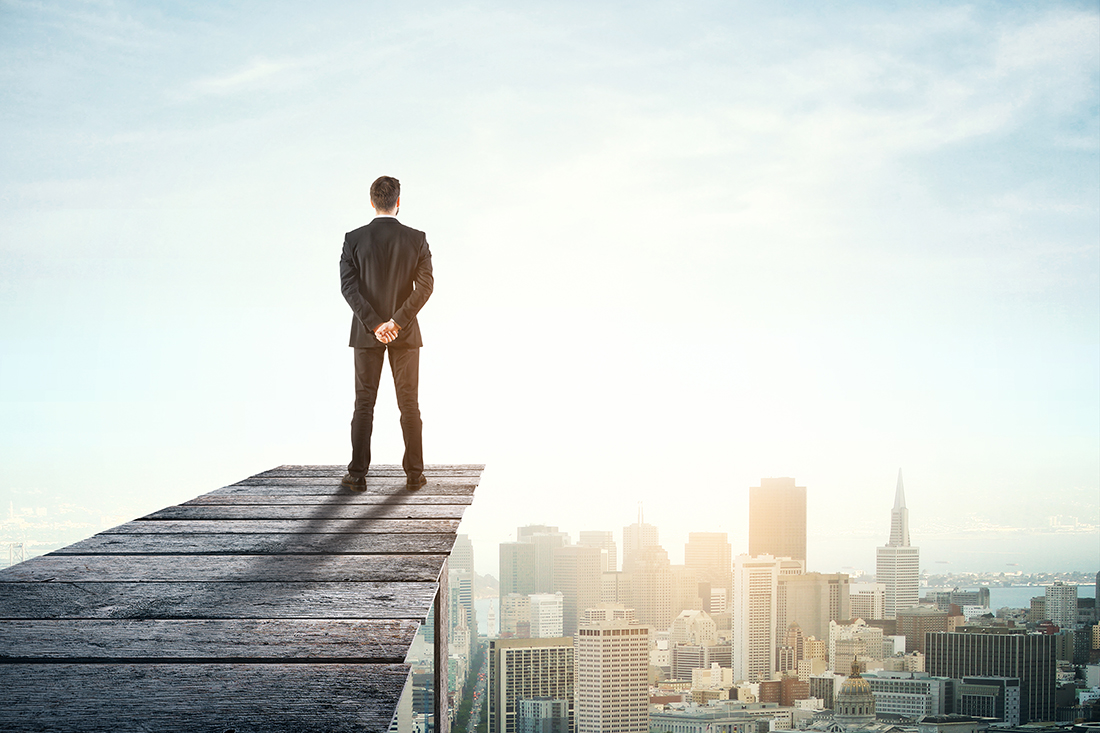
left=461, top=470, right=1096, bottom=581
left=1, top=2, right=1097, bottom=580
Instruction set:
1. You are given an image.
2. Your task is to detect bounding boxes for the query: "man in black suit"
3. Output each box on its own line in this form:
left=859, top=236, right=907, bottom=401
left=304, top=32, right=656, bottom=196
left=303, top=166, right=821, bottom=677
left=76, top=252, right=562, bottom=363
left=339, top=176, right=434, bottom=490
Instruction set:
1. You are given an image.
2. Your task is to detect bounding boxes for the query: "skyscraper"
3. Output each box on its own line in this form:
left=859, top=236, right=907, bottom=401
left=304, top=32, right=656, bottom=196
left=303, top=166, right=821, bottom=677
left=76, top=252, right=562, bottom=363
left=732, top=554, right=781, bottom=682
left=626, top=544, right=673, bottom=630
left=518, top=525, right=570, bottom=593
left=488, top=637, right=575, bottom=733
left=749, top=478, right=807, bottom=566
left=500, top=542, right=538, bottom=600
left=1045, top=582, right=1078, bottom=629
left=575, top=616, right=650, bottom=733
left=777, top=572, right=851, bottom=643
left=876, top=470, right=920, bottom=620
left=685, top=532, right=733, bottom=599
left=451, top=533, right=475, bottom=573
left=578, top=531, right=617, bottom=573
left=925, top=628, right=1055, bottom=723
left=551, top=545, right=603, bottom=636
left=622, top=511, right=659, bottom=573
left=500, top=527, right=570, bottom=608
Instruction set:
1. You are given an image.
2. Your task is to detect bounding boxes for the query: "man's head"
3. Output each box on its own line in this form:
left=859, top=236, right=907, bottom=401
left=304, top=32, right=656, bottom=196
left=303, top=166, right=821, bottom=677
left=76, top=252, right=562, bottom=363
left=370, top=176, right=401, bottom=214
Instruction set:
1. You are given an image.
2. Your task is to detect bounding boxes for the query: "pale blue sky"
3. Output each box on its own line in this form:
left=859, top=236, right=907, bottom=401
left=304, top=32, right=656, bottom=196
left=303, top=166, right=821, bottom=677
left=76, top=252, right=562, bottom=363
left=1, top=1, right=1097, bottom=576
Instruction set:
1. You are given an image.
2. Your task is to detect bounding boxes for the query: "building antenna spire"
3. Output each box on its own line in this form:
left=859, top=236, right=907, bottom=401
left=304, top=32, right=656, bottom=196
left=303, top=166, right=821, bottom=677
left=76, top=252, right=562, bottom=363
left=638, top=502, right=643, bottom=525
left=894, top=468, right=906, bottom=510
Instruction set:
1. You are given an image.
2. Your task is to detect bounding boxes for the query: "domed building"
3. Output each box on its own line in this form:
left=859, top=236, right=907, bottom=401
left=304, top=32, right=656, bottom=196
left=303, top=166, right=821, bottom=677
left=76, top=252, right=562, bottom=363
left=805, top=662, right=913, bottom=733
left=834, top=662, right=876, bottom=728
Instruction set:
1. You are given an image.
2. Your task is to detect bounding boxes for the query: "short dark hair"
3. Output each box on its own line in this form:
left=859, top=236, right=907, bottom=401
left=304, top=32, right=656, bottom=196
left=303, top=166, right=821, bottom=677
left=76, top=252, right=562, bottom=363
left=370, top=176, right=401, bottom=212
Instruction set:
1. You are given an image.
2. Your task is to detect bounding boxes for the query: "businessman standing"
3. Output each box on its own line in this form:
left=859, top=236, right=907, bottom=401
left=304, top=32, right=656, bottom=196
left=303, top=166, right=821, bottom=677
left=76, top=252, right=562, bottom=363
left=339, top=176, right=434, bottom=490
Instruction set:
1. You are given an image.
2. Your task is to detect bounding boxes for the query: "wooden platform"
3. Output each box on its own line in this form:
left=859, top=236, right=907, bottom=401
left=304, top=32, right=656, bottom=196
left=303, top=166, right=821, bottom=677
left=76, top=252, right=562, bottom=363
left=0, top=464, right=483, bottom=733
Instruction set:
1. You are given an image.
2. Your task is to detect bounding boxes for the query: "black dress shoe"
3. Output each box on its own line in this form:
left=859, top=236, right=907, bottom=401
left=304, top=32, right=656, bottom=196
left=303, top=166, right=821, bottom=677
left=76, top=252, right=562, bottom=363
left=406, top=474, right=427, bottom=490
left=341, top=473, right=367, bottom=491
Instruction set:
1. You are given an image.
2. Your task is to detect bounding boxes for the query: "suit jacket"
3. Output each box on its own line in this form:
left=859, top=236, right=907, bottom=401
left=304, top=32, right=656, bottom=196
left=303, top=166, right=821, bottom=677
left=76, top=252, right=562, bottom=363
left=340, top=217, right=434, bottom=349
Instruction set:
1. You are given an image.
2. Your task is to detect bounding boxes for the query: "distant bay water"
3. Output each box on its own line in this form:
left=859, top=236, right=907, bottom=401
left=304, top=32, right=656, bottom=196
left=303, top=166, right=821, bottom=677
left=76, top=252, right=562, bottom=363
left=922, top=584, right=1095, bottom=609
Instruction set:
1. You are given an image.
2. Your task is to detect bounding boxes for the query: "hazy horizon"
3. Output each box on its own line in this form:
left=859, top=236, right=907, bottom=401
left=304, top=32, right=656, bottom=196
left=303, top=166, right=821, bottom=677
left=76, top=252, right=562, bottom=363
left=1, top=1, right=1097, bottom=577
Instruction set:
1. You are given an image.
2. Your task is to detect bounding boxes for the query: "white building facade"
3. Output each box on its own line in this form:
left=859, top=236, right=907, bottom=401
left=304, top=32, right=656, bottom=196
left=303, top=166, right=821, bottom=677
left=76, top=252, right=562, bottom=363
left=575, top=617, right=650, bottom=733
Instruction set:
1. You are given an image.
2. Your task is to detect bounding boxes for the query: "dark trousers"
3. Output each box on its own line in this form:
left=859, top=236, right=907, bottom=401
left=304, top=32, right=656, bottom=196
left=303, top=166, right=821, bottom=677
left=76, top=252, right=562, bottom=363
left=348, top=346, right=423, bottom=479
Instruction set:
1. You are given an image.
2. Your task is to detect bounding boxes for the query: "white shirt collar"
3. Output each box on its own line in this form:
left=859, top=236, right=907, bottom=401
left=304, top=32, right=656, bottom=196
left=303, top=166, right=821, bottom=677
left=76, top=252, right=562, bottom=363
left=373, top=214, right=398, bottom=220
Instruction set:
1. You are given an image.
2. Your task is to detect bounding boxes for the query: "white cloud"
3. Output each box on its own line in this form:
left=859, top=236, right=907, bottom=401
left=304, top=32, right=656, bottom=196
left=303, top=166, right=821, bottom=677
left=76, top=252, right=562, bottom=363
left=186, top=57, right=313, bottom=96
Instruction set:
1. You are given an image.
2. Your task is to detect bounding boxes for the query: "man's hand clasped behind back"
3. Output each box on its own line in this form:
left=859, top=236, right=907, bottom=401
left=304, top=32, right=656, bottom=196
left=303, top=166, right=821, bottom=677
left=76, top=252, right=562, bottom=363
left=374, top=319, right=400, bottom=344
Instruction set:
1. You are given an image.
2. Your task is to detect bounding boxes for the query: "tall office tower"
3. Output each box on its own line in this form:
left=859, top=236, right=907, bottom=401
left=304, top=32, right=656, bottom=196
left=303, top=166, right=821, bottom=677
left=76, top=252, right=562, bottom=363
left=501, top=543, right=538, bottom=601
left=876, top=470, right=920, bottom=620
left=829, top=619, right=884, bottom=673
left=670, top=564, right=703, bottom=618
left=451, top=533, right=475, bottom=573
left=578, top=531, right=617, bottom=573
left=926, top=628, right=1056, bottom=723
left=601, top=571, right=630, bottom=605
left=627, top=544, right=673, bottom=630
left=517, top=525, right=570, bottom=593
left=450, top=566, right=476, bottom=636
left=622, top=509, right=659, bottom=573
left=778, top=572, right=851, bottom=643
left=749, top=478, right=807, bottom=566
left=575, top=617, right=650, bottom=733
left=488, top=637, right=575, bottom=733
left=551, top=545, right=602, bottom=636
left=1045, top=582, right=1078, bottom=629
left=732, top=554, right=781, bottom=682
left=518, top=697, right=570, bottom=733
left=501, top=593, right=531, bottom=638
left=896, top=606, right=949, bottom=654
left=850, top=583, right=886, bottom=621
left=529, top=593, right=565, bottom=638
left=685, top=532, right=733, bottom=591
left=451, top=535, right=477, bottom=634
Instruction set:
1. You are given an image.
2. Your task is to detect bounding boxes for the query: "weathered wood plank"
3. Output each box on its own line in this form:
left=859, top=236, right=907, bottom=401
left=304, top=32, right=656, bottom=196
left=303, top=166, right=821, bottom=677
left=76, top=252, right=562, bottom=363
left=2, top=554, right=447, bottom=583
left=0, top=581, right=437, bottom=620
left=49, top=532, right=458, bottom=555
left=142, top=504, right=469, bottom=520
left=100, top=518, right=461, bottom=534
left=182, top=493, right=474, bottom=506
left=0, top=463, right=484, bottom=731
left=0, top=618, right=420, bottom=660
left=0, top=663, right=409, bottom=733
